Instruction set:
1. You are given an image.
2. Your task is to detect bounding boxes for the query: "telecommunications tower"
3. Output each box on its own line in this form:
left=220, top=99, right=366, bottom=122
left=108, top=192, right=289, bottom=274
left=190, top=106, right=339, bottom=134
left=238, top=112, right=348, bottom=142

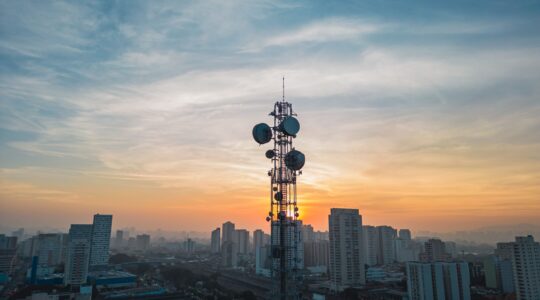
left=252, top=79, right=305, bottom=300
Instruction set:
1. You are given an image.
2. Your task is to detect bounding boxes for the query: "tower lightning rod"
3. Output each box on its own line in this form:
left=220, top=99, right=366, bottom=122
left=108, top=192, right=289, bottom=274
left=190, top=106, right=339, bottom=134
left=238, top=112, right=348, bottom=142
left=282, top=76, right=285, bottom=102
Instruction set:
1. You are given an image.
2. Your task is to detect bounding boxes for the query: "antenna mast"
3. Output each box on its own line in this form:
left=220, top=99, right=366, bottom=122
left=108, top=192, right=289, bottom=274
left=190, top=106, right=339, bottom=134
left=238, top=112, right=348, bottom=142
left=252, top=79, right=305, bottom=300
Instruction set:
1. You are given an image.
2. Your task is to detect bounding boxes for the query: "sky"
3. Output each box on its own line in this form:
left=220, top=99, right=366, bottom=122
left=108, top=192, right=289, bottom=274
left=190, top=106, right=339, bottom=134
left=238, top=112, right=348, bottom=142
left=1, top=0, right=539, bottom=234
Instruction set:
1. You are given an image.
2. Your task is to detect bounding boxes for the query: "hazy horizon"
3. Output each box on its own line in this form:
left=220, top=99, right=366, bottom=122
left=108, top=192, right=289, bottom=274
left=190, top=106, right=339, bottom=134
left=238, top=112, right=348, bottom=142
left=1, top=1, right=540, bottom=233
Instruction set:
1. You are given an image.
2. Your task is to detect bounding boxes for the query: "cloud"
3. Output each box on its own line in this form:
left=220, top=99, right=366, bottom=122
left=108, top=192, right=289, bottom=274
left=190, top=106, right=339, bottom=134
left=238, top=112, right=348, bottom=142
left=1, top=0, right=539, bottom=230
left=0, top=178, right=80, bottom=204
left=242, top=18, right=380, bottom=52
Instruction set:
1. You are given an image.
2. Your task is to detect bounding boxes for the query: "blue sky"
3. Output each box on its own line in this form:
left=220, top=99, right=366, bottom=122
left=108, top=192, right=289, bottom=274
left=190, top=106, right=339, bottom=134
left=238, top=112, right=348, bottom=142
left=1, top=1, right=539, bottom=232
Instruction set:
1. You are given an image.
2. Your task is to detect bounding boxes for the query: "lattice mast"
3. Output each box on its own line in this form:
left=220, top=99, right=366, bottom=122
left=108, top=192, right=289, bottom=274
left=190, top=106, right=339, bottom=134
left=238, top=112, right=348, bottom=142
left=252, top=79, right=305, bottom=300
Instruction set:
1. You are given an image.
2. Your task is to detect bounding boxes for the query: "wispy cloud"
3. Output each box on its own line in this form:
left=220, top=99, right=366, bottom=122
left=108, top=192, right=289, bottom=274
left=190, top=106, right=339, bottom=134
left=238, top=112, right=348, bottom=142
left=242, top=18, right=380, bottom=52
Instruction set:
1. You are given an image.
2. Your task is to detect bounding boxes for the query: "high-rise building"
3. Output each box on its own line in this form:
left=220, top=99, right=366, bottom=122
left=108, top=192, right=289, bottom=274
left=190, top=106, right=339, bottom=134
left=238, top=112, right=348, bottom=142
left=64, top=224, right=92, bottom=286
left=0, top=235, right=17, bottom=275
left=256, top=245, right=271, bottom=277
left=115, top=230, right=124, bottom=248
left=302, top=225, right=315, bottom=242
left=222, top=221, right=235, bottom=246
left=222, top=241, right=238, bottom=268
left=36, top=233, right=65, bottom=266
left=511, top=235, right=540, bottom=300
left=234, top=229, right=249, bottom=255
left=184, top=238, right=195, bottom=254
left=211, top=228, right=221, bottom=253
left=0, top=249, right=16, bottom=275
left=89, top=214, right=112, bottom=266
left=0, top=235, right=18, bottom=249
left=420, top=239, right=450, bottom=262
left=484, top=255, right=514, bottom=293
left=399, top=229, right=412, bottom=240
left=495, top=242, right=514, bottom=260
left=407, top=261, right=471, bottom=300
left=363, top=225, right=378, bottom=266
left=253, top=229, right=265, bottom=254
left=127, top=237, right=136, bottom=249
left=264, top=233, right=271, bottom=246
left=329, top=208, right=365, bottom=291
left=136, top=234, right=150, bottom=251
left=395, top=237, right=417, bottom=263
left=304, top=240, right=329, bottom=272
left=314, top=231, right=329, bottom=241
left=376, top=225, right=397, bottom=265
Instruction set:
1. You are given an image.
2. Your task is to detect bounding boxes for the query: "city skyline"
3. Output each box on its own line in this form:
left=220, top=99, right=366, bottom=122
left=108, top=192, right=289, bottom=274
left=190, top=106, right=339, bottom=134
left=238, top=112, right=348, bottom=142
left=2, top=1, right=540, bottom=233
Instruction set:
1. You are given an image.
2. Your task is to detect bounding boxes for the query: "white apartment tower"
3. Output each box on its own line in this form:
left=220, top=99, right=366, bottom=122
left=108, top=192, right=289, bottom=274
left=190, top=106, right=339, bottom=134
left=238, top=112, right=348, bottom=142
left=511, top=235, right=540, bottom=300
left=89, top=214, right=112, bottom=266
left=64, top=224, right=92, bottom=286
left=329, top=208, right=365, bottom=291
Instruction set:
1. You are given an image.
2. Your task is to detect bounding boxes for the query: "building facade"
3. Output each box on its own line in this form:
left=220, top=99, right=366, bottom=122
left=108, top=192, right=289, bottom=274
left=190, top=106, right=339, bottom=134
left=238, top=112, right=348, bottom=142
left=407, top=261, right=471, bottom=300
left=211, top=228, right=221, bottom=253
left=376, top=226, right=397, bottom=265
left=64, top=224, right=93, bottom=286
left=89, top=214, right=112, bottom=266
left=329, top=208, right=365, bottom=291
left=363, top=225, right=378, bottom=266
left=222, top=221, right=235, bottom=246
left=511, top=235, right=540, bottom=300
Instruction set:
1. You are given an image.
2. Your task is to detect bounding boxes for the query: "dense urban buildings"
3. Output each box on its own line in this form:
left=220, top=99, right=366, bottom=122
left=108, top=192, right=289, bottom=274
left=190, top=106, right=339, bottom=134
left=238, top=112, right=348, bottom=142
left=2, top=210, right=540, bottom=300
left=328, top=208, right=365, bottom=291
left=252, top=229, right=264, bottom=254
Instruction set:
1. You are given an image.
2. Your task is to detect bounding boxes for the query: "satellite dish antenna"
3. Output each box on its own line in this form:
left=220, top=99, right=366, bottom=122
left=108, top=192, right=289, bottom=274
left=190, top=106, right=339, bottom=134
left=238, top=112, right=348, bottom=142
left=284, top=149, right=305, bottom=170
left=252, top=123, right=272, bottom=144
left=278, top=116, right=300, bottom=136
left=265, top=150, right=275, bottom=159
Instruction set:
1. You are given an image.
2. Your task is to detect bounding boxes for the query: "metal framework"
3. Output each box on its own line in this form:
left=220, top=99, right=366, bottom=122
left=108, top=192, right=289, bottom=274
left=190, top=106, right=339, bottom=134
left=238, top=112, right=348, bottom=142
left=252, top=79, right=304, bottom=300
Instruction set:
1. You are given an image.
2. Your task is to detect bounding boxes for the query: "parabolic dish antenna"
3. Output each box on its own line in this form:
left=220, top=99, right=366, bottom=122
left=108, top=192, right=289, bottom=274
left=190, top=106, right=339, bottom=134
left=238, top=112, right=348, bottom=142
left=252, top=123, right=272, bottom=144
left=284, top=149, right=305, bottom=171
left=278, top=116, right=300, bottom=136
left=265, top=149, right=275, bottom=159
